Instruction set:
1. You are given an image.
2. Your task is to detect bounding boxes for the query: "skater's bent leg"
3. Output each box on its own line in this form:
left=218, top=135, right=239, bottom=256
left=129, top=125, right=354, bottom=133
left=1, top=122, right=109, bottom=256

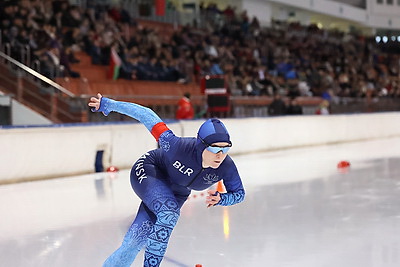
left=129, top=159, right=188, bottom=267
left=143, top=196, right=180, bottom=267
left=103, top=203, right=156, bottom=267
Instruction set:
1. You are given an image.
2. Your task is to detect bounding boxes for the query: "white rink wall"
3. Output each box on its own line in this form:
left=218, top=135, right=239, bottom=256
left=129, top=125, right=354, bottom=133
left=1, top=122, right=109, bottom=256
left=1, top=112, right=400, bottom=183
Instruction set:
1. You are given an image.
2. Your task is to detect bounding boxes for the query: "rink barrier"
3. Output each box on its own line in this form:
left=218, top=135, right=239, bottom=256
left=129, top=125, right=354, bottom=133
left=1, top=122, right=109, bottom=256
left=1, top=112, right=400, bottom=183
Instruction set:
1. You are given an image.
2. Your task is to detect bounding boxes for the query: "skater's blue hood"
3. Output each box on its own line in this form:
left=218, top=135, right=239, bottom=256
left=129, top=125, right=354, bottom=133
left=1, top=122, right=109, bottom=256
left=196, top=118, right=231, bottom=151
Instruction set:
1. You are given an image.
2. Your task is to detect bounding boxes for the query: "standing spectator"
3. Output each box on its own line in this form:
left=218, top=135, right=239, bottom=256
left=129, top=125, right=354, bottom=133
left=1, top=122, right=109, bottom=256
left=268, top=93, right=287, bottom=116
left=286, top=97, right=303, bottom=115
left=176, top=92, right=194, bottom=120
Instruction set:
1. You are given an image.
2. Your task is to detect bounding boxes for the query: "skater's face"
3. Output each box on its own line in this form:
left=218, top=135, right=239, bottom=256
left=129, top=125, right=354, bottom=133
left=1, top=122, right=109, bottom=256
left=202, top=142, right=230, bottom=169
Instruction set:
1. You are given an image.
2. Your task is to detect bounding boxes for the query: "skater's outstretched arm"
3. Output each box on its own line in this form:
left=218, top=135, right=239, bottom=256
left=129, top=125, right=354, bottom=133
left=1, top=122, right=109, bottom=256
left=88, top=93, right=169, bottom=141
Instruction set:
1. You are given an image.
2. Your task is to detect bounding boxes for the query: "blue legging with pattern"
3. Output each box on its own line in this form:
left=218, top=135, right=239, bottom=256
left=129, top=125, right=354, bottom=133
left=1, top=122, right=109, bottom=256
left=103, top=159, right=187, bottom=267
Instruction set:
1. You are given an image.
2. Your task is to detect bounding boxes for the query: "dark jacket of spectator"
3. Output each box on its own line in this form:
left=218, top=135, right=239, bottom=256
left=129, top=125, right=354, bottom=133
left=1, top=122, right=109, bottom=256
left=268, top=94, right=287, bottom=116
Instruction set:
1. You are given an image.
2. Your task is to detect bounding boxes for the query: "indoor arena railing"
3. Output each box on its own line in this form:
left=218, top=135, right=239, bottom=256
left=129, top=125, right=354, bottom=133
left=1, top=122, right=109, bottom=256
left=0, top=51, right=88, bottom=124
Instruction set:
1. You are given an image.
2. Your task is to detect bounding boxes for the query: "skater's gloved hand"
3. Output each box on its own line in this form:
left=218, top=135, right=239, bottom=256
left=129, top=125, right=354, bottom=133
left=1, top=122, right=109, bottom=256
left=88, top=93, right=111, bottom=116
left=206, top=190, right=221, bottom=208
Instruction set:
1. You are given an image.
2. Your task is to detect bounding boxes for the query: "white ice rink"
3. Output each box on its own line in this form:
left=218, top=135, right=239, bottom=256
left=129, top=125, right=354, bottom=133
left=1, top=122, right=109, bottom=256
left=1, top=137, right=400, bottom=267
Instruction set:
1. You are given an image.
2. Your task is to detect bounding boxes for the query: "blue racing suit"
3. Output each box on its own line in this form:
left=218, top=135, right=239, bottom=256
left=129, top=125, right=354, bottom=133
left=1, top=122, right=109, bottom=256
left=96, top=97, right=245, bottom=267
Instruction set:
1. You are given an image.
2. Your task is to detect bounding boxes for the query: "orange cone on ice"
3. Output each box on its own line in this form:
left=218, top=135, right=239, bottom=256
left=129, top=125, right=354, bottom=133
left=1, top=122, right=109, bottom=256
left=337, top=160, right=350, bottom=169
left=107, top=166, right=119, bottom=172
left=337, top=160, right=350, bottom=174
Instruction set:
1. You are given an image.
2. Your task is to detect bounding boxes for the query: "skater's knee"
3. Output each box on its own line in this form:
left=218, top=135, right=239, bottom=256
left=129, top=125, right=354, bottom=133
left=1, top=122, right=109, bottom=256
left=155, top=210, right=179, bottom=227
left=149, top=197, right=180, bottom=227
left=151, top=197, right=180, bottom=213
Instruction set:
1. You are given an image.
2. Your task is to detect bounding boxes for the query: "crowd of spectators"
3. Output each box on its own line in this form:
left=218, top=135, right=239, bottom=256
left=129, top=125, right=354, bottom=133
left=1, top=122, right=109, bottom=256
left=1, top=0, right=83, bottom=79
left=197, top=3, right=400, bottom=101
left=1, top=0, right=400, bottom=101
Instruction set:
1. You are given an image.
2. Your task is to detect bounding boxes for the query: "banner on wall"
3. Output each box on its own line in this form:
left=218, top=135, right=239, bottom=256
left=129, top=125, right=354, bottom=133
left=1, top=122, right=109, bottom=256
left=155, top=0, right=166, bottom=16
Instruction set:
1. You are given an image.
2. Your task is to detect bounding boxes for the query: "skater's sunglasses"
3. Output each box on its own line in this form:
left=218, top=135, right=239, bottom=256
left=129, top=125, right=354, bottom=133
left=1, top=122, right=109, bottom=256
left=199, top=136, right=232, bottom=154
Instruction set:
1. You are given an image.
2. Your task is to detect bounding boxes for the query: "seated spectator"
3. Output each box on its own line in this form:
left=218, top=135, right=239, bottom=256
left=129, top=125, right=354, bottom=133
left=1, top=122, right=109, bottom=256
left=40, top=46, right=64, bottom=78
left=209, top=58, right=224, bottom=75
left=315, top=100, right=330, bottom=115
left=245, top=75, right=265, bottom=96
left=59, top=46, right=80, bottom=77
